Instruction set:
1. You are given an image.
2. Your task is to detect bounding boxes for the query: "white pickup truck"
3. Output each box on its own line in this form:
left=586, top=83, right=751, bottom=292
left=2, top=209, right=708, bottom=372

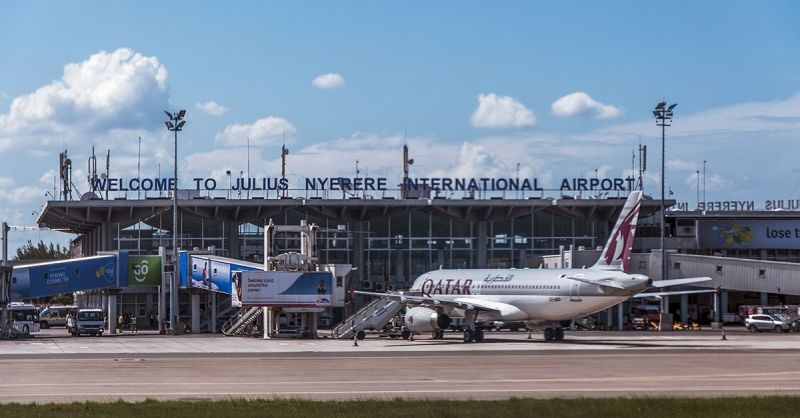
left=70, top=309, right=104, bottom=337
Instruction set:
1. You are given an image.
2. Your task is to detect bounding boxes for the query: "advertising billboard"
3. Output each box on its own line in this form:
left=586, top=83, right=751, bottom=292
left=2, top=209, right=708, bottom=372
left=241, top=271, right=333, bottom=307
left=186, top=254, right=261, bottom=294
left=10, top=255, right=120, bottom=300
left=697, top=220, right=800, bottom=250
left=128, top=255, right=162, bottom=286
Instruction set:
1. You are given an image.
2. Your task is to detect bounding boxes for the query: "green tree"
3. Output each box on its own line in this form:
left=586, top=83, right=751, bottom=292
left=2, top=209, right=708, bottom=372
left=14, top=240, right=70, bottom=261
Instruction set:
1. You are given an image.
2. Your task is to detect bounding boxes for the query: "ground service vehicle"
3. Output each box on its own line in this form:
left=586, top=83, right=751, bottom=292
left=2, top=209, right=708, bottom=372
left=71, top=309, right=104, bottom=336
left=39, top=305, right=77, bottom=328
left=7, top=303, right=40, bottom=334
left=745, top=314, right=792, bottom=333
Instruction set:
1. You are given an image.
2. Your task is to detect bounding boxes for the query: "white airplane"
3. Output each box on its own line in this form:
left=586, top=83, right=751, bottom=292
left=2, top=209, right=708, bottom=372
left=357, top=191, right=711, bottom=342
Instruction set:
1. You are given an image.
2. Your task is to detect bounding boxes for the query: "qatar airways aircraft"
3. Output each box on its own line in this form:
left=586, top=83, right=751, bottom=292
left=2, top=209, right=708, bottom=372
left=357, top=191, right=710, bottom=342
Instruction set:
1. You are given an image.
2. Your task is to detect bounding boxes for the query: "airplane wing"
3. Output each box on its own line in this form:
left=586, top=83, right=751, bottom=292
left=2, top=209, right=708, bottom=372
left=452, top=298, right=527, bottom=320
left=634, top=289, right=717, bottom=299
left=651, top=277, right=711, bottom=287
left=354, top=291, right=522, bottom=316
left=567, top=276, right=626, bottom=290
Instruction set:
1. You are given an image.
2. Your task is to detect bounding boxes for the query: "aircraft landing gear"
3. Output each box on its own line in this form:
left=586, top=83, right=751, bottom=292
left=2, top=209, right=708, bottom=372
left=432, top=329, right=445, bottom=339
left=461, top=309, right=485, bottom=343
left=544, top=327, right=565, bottom=342
left=462, top=328, right=485, bottom=343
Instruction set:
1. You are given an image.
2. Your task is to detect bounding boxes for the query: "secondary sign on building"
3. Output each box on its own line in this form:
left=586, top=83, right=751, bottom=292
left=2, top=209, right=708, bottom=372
left=240, top=271, right=333, bottom=307
left=697, top=220, right=800, bottom=250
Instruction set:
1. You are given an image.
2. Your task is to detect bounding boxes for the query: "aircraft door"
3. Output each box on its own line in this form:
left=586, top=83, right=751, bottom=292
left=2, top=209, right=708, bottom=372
left=570, top=282, right=582, bottom=302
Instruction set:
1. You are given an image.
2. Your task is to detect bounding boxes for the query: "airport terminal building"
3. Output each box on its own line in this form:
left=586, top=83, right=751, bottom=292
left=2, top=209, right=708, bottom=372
left=33, top=164, right=800, bottom=330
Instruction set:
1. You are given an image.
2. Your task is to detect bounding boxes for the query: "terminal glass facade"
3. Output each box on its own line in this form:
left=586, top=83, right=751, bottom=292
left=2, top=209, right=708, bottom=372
left=112, top=208, right=603, bottom=290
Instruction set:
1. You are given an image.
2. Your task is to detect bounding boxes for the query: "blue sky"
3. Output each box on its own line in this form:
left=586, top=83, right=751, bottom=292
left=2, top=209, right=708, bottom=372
left=1, top=1, right=799, bottom=252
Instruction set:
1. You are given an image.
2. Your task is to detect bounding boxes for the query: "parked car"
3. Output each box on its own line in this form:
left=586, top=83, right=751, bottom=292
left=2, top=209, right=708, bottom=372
left=745, top=314, right=792, bottom=333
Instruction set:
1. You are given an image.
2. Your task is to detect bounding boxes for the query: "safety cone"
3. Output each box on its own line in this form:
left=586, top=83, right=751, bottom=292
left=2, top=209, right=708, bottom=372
left=721, top=329, right=727, bottom=341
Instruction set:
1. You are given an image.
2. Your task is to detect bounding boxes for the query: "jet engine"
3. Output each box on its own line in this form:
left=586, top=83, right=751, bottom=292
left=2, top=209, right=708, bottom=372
left=404, top=306, right=451, bottom=333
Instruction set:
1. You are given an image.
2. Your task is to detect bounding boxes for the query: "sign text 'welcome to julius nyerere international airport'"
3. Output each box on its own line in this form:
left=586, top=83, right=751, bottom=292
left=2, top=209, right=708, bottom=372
left=89, top=176, right=637, bottom=193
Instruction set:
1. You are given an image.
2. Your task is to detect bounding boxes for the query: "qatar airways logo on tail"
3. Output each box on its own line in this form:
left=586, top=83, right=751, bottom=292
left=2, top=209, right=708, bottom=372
left=604, top=201, right=640, bottom=270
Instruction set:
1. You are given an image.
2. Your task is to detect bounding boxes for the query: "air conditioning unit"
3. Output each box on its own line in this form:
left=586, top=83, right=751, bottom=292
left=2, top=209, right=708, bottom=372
left=374, top=283, right=384, bottom=292
left=362, top=281, right=372, bottom=290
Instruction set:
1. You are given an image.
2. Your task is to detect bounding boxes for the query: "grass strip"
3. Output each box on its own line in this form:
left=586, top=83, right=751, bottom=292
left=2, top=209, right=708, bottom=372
left=1, top=397, right=799, bottom=418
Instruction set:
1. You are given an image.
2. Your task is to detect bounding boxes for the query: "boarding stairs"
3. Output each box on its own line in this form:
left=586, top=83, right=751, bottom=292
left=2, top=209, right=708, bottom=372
left=221, top=307, right=263, bottom=336
left=332, top=297, right=403, bottom=339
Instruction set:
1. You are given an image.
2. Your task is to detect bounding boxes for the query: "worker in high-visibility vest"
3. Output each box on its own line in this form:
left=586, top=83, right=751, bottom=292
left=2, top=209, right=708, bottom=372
left=131, top=316, right=138, bottom=333
left=117, top=314, right=124, bottom=333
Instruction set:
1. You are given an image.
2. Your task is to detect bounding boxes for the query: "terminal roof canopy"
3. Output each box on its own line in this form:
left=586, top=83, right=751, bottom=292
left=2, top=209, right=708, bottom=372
left=38, top=196, right=668, bottom=235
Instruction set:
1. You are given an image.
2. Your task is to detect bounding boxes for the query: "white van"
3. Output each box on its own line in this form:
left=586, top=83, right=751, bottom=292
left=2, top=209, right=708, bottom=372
left=39, top=305, right=78, bottom=329
left=70, top=309, right=104, bottom=337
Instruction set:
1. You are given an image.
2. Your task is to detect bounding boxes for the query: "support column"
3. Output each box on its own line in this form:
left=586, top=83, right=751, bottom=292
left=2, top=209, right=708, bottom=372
left=662, top=295, right=670, bottom=315
left=606, top=308, right=613, bottom=329
left=191, top=292, right=200, bottom=334
left=353, top=222, right=365, bottom=291
left=101, top=294, right=108, bottom=312
left=617, top=303, right=624, bottom=331
left=310, top=312, right=318, bottom=337
left=477, top=221, right=488, bottom=268
left=760, top=292, right=768, bottom=306
left=680, top=293, right=688, bottom=324
left=108, top=293, right=117, bottom=334
left=263, top=308, right=272, bottom=339
left=210, top=292, right=217, bottom=334
left=158, top=247, right=165, bottom=333
left=721, top=290, right=729, bottom=318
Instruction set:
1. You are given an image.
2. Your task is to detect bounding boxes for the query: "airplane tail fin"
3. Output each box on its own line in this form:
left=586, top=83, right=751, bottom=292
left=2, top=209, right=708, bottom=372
left=592, top=191, right=642, bottom=272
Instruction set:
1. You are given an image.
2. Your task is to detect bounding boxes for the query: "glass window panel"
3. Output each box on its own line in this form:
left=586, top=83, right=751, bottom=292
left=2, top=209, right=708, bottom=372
left=534, top=211, right=552, bottom=237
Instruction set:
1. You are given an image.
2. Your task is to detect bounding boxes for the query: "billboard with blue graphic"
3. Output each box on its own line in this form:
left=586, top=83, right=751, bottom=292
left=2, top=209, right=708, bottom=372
left=698, top=220, right=800, bottom=250
left=184, top=253, right=261, bottom=294
left=241, top=271, right=333, bottom=307
left=10, top=255, right=122, bottom=301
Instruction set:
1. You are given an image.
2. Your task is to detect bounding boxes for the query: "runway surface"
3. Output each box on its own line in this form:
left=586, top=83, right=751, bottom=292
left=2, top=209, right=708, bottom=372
left=2, top=329, right=800, bottom=402
left=4, top=350, right=800, bottom=402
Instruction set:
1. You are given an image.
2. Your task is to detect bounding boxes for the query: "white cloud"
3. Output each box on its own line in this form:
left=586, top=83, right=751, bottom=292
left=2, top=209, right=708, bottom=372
left=215, top=116, right=296, bottom=147
left=428, top=142, right=537, bottom=180
left=597, top=93, right=800, bottom=141
left=312, top=73, right=345, bottom=89
left=0, top=177, right=44, bottom=205
left=470, top=93, right=536, bottom=128
left=195, top=101, right=228, bottom=116
left=551, top=92, right=622, bottom=119
left=684, top=171, right=732, bottom=193
left=0, top=48, right=169, bottom=151
left=666, top=159, right=698, bottom=171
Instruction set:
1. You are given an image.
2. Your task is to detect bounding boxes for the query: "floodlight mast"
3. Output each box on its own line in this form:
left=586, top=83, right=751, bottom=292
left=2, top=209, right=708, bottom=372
left=164, top=109, right=186, bottom=334
left=652, top=102, right=676, bottom=288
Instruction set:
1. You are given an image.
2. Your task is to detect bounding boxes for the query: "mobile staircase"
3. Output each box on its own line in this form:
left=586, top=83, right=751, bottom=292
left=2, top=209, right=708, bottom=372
left=332, top=297, right=403, bottom=339
left=221, top=307, right=263, bottom=336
